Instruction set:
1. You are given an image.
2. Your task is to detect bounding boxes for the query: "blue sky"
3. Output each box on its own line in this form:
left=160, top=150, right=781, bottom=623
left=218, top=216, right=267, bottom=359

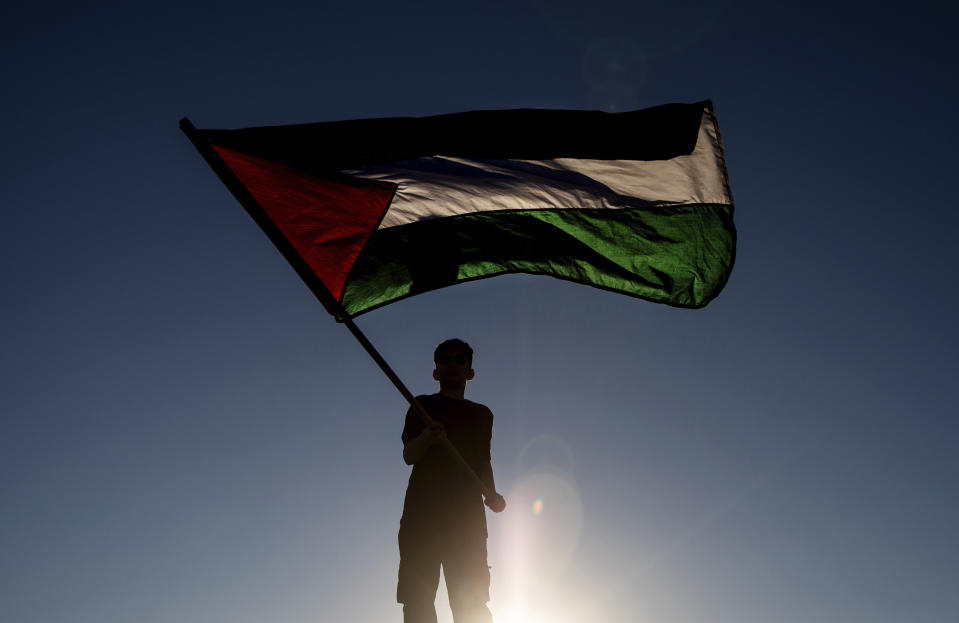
left=2, top=1, right=958, bottom=622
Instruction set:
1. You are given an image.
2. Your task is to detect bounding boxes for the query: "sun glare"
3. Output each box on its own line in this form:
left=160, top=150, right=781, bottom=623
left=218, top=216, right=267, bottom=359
left=488, top=464, right=584, bottom=623
left=495, top=607, right=551, bottom=623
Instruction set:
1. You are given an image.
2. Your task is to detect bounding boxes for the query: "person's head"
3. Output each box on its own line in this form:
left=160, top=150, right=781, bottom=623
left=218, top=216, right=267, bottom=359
left=432, top=338, right=475, bottom=388
left=433, top=338, right=473, bottom=367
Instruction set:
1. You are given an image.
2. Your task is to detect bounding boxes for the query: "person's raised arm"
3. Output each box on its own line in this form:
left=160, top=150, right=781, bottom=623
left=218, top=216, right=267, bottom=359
left=403, top=421, right=445, bottom=465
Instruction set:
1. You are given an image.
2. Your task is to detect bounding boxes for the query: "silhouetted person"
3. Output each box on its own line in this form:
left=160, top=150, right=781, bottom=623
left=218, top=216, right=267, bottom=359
left=398, top=339, right=506, bottom=623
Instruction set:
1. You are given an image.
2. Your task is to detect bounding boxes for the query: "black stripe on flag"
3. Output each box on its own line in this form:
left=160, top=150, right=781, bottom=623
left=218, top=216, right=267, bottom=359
left=199, top=101, right=710, bottom=175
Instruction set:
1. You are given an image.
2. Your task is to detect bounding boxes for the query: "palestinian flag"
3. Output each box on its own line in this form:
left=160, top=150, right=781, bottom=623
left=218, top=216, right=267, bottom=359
left=181, top=101, right=735, bottom=319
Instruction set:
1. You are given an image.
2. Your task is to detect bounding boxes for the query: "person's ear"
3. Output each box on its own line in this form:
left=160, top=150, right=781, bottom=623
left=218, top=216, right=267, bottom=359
left=432, top=369, right=440, bottom=381
left=467, top=368, right=475, bottom=381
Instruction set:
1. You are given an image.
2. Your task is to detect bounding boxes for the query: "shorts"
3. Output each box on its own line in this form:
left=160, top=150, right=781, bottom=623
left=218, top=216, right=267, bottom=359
left=397, top=525, right=490, bottom=606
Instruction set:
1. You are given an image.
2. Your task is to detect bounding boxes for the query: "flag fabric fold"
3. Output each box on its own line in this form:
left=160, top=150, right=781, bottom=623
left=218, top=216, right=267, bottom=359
left=188, top=101, right=735, bottom=318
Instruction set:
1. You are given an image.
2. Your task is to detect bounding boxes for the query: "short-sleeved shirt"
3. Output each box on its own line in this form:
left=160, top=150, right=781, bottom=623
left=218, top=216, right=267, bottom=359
left=400, top=393, right=493, bottom=539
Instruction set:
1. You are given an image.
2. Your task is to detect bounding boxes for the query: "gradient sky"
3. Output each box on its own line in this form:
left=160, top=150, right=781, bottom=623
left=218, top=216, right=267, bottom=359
left=3, top=1, right=958, bottom=622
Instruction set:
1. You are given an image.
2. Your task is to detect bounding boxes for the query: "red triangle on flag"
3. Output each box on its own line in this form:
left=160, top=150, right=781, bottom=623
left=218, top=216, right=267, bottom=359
left=211, top=145, right=395, bottom=301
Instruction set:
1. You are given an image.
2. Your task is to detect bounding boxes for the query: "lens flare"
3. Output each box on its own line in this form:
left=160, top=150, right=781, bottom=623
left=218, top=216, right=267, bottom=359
left=498, top=468, right=583, bottom=585
left=491, top=466, right=584, bottom=623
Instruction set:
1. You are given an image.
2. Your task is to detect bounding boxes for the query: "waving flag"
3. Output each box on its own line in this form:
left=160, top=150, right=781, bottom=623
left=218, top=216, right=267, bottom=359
left=182, top=101, right=734, bottom=319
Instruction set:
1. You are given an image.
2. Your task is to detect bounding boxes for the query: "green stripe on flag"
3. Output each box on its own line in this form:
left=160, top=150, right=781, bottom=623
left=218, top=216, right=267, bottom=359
left=339, top=204, right=735, bottom=316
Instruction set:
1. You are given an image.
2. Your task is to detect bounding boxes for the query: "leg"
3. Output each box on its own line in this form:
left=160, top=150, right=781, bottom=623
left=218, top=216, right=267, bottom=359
left=442, top=534, right=492, bottom=623
left=402, top=603, right=439, bottom=623
left=398, top=528, right=441, bottom=623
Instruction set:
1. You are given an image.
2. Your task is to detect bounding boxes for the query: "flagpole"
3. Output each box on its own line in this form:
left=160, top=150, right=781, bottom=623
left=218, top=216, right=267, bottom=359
left=179, top=118, right=494, bottom=500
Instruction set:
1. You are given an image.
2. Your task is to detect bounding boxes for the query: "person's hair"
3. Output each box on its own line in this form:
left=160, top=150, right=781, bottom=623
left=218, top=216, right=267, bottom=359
left=433, top=338, right=474, bottom=366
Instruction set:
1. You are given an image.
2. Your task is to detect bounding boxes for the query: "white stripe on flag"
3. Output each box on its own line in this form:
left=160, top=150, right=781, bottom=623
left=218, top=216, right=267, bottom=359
left=345, top=109, right=730, bottom=230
